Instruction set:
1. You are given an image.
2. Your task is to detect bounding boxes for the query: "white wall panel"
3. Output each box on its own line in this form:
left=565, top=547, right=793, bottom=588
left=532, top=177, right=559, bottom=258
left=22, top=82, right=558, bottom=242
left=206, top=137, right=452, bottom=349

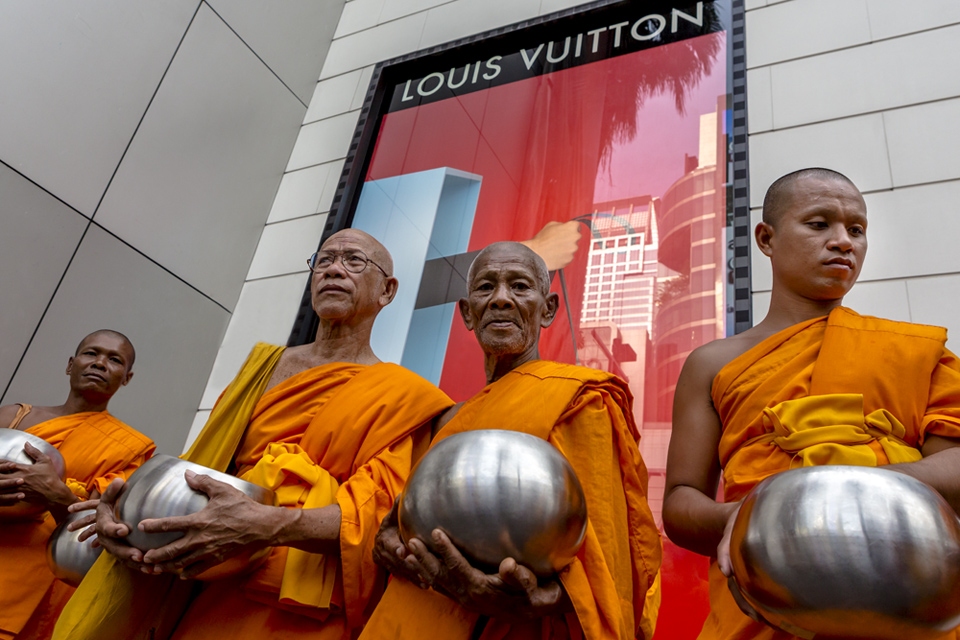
left=748, top=114, right=891, bottom=207
left=206, top=0, right=346, bottom=103
left=419, top=0, right=541, bottom=49
left=305, top=70, right=365, bottom=124
left=247, top=214, right=329, bottom=280
left=884, top=97, right=960, bottom=188
left=351, top=67, right=377, bottom=110
left=841, top=279, right=912, bottom=322
left=746, top=67, right=773, bottom=133
left=860, top=180, right=960, bottom=282
left=3, top=225, right=229, bottom=455
left=381, top=0, right=455, bottom=24
left=93, top=5, right=306, bottom=310
left=0, top=168, right=89, bottom=395
left=322, top=12, right=428, bottom=79
left=335, top=0, right=388, bottom=38
left=745, top=0, right=767, bottom=10
left=538, top=0, right=593, bottom=15
left=745, top=0, right=871, bottom=68
left=907, top=273, right=960, bottom=348
left=866, top=0, right=960, bottom=41
left=287, top=111, right=361, bottom=171
left=751, top=291, right=771, bottom=321
left=267, top=161, right=343, bottom=223
left=0, top=0, right=198, bottom=216
left=198, top=273, right=309, bottom=409
left=770, top=24, right=960, bottom=128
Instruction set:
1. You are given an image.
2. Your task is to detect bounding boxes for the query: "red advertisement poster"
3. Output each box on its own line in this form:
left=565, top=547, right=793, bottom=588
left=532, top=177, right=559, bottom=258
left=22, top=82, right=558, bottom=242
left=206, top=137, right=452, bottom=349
left=307, top=2, right=747, bottom=636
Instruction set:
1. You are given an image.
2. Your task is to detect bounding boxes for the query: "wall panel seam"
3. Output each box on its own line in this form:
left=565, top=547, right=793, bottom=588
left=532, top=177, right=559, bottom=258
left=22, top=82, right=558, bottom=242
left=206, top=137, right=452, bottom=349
left=89, top=2, right=203, bottom=222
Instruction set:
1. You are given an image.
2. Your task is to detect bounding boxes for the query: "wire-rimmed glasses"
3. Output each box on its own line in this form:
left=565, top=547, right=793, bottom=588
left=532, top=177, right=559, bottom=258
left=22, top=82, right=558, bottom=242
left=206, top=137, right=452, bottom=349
left=307, top=250, right=390, bottom=277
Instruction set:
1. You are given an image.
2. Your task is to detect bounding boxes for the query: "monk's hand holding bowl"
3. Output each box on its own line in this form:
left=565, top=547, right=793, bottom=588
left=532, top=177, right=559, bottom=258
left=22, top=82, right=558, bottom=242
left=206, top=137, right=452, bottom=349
left=0, top=461, right=27, bottom=505
left=373, top=497, right=430, bottom=589
left=66, top=493, right=100, bottom=542
left=138, top=469, right=278, bottom=580
left=410, top=529, right=571, bottom=623
left=91, top=477, right=153, bottom=570
left=0, top=442, right=76, bottom=521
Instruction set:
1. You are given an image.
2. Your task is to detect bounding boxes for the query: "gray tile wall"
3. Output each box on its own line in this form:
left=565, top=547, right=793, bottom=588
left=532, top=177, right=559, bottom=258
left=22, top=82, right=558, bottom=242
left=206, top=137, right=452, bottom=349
left=0, top=0, right=346, bottom=454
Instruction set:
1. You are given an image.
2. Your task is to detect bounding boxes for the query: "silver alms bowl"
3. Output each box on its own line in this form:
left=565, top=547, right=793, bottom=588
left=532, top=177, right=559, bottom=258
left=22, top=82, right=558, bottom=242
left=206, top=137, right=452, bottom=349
left=0, top=429, right=67, bottom=519
left=730, top=465, right=960, bottom=639
left=398, top=429, right=587, bottom=576
left=46, top=509, right=102, bottom=587
left=116, top=454, right=277, bottom=551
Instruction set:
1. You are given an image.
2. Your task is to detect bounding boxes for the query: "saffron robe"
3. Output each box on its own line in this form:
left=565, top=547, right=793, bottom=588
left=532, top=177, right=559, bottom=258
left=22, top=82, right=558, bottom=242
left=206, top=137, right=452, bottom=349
left=359, top=360, right=662, bottom=640
left=699, top=307, right=960, bottom=640
left=0, top=408, right=155, bottom=640
left=53, top=343, right=453, bottom=640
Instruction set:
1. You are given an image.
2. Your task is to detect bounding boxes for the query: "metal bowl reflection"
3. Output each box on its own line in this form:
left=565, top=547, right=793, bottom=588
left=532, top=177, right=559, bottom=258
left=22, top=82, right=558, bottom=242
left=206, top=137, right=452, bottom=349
left=116, top=455, right=276, bottom=554
left=0, top=429, right=67, bottom=519
left=730, top=466, right=960, bottom=639
left=398, top=429, right=587, bottom=576
left=46, top=509, right=102, bottom=587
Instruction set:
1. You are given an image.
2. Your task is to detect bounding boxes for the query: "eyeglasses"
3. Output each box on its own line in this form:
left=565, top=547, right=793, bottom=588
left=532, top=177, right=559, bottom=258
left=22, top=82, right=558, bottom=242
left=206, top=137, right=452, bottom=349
left=307, top=250, right=391, bottom=277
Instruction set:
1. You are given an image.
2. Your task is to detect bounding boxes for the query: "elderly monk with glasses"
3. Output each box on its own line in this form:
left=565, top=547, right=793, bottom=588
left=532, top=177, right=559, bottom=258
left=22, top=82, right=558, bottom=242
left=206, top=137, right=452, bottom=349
left=54, top=229, right=454, bottom=640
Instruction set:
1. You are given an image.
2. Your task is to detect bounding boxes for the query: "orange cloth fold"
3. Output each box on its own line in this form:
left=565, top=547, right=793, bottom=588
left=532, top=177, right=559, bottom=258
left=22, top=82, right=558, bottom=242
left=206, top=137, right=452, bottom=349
left=0, top=411, right=154, bottom=639
left=359, top=360, right=662, bottom=640
left=168, top=356, right=453, bottom=640
left=700, top=307, right=960, bottom=640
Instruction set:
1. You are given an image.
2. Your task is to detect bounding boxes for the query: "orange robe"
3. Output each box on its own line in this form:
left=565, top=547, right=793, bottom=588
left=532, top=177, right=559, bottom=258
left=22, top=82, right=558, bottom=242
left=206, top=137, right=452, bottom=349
left=359, top=360, right=662, bottom=640
left=53, top=343, right=453, bottom=640
left=700, top=307, right=960, bottom=640
left=0, top=409, right=155, bottom=640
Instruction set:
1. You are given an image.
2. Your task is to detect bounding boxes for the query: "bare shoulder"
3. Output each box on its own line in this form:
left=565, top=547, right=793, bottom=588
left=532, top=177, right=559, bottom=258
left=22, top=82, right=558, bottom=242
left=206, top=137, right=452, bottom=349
left=0, top=404, right=19, bottom=428
left=683, top=330, right=766, bottom=385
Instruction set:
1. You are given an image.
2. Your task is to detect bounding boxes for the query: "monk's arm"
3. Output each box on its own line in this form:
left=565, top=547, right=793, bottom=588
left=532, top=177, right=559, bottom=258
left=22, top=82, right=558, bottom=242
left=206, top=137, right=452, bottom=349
left=886, top=435, right=960, bottom=514
left=662, top=347, right=738, bottom=556
left=141, top=430, right=429, bottom=579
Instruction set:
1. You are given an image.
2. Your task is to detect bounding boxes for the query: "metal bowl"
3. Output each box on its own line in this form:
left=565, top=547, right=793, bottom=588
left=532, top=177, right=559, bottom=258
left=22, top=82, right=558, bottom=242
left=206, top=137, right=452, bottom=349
left=116, top=454, right=277, bottom=552
left=0, top=429, right=67, bottom=519
left=398, top=429, right=587, bottom=576
left=729, top=466, right=960, bottom=639
left=46, top=509, right=102, bottom=587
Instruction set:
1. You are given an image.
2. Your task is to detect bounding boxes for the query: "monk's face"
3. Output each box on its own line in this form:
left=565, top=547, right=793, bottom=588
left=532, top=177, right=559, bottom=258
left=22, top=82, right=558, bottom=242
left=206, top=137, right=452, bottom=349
left=757, top=175, right=867, bottom=302
left=459, top=245, right=558, bottom=358
left=67, top=333, right=134, bottom=397
left=311, top=230, right=397, bottom=322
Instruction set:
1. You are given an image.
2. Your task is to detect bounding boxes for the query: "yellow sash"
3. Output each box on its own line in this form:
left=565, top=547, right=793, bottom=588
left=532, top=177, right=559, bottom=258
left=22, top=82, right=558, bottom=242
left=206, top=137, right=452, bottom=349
left=758, top=394, right=922, bottom=467
left=241, top=442, right=339, bottom=609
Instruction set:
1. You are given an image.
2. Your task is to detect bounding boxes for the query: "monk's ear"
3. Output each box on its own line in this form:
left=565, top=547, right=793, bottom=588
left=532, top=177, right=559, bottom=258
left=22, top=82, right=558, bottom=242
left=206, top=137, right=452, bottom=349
left=755, top=221, right=775, bottom=257
left=122, top=370, right=134, bottom=386
left=378, top=276, right=399, bottom=308
left=540, top=292, right=560, bottom=328
left=66, top=356, right=75, bottom=376
left=458, top=298, right=476, bottom=331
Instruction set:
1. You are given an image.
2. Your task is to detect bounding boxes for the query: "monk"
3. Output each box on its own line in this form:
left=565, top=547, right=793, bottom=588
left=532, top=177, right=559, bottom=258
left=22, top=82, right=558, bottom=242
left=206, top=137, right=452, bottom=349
left=662, top=168, right=960, bottom=640
left=53, top=229, right=454, bottom=640
left=360, top=242, right=662, bottom=640
left=0, top=330, right=155, bottom=640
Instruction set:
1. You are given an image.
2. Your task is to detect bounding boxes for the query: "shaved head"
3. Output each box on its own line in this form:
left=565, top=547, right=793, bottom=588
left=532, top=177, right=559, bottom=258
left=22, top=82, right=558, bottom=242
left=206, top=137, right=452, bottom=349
left=76, top=330, right=135, bottom=369
left=322, top=228, right=394, bottom=277
left=467, top=242, right=550, bottom=295
left=762, top=168, right=860, bottom=226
